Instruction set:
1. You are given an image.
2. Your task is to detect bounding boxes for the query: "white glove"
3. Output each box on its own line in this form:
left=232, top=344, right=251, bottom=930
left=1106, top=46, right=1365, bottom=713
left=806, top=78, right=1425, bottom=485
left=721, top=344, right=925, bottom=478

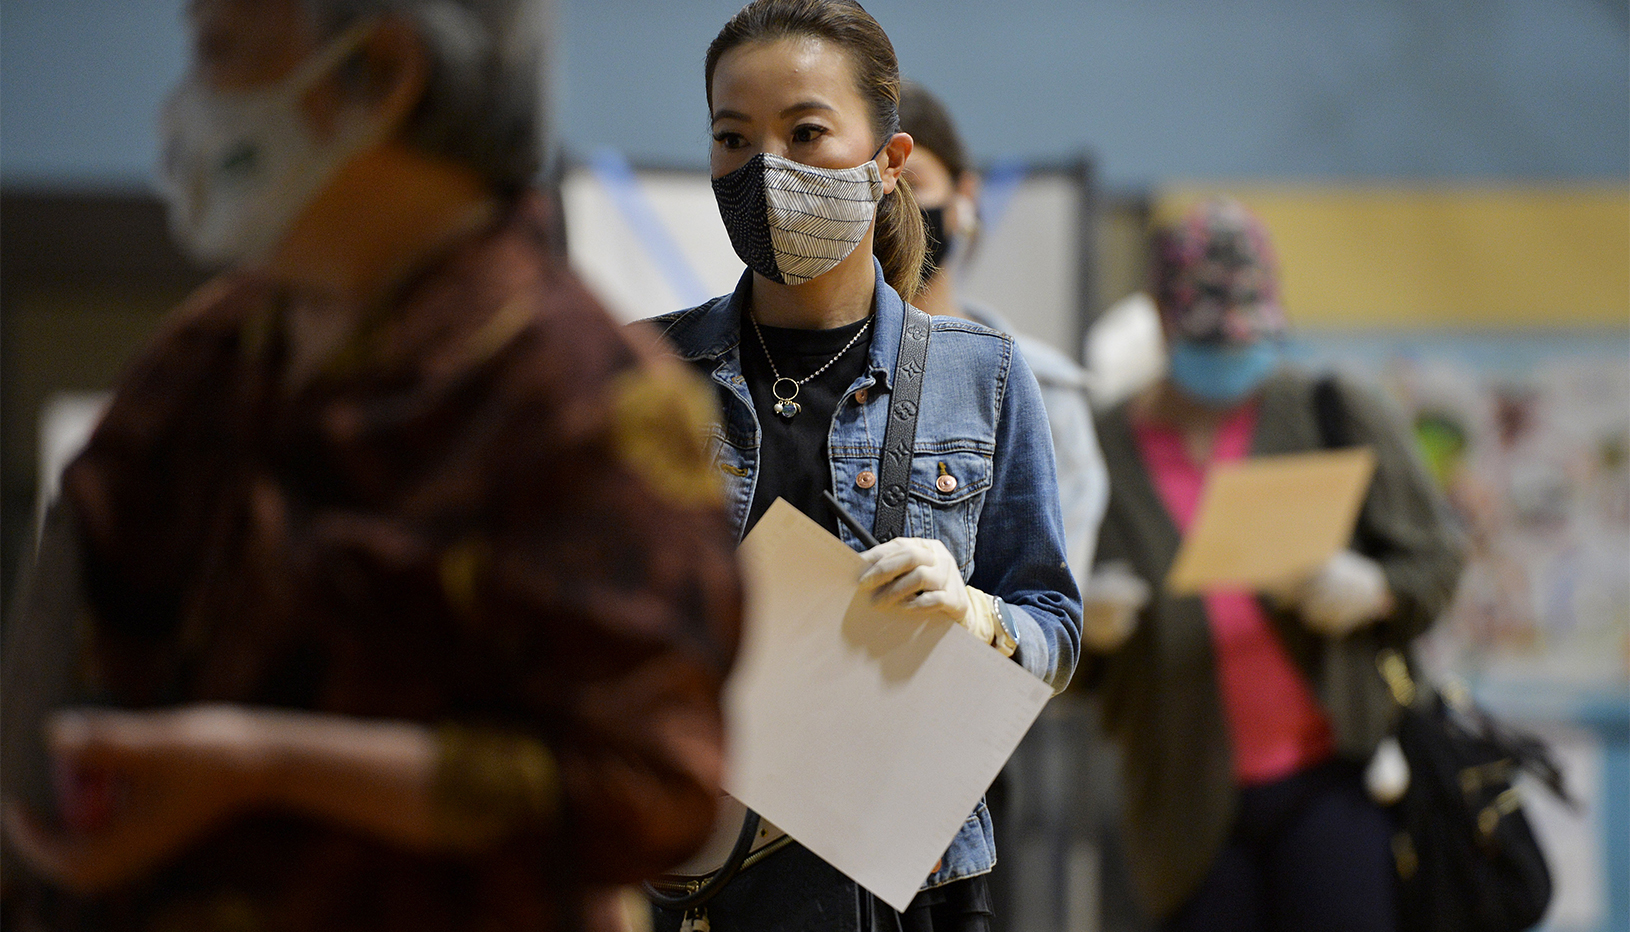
left=1080, top=561, right=1149, bottom=652
left=1365, top=735, right=1411, bottom=804
left=1291, top=549, right=1393, bottom=637
left=858, top=538, right=1011, bottom=655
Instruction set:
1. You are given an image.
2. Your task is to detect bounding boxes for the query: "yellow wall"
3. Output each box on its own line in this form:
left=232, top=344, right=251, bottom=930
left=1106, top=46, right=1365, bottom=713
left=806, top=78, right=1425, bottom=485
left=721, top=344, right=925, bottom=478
left=1155, top=186, right=1630, bottom=328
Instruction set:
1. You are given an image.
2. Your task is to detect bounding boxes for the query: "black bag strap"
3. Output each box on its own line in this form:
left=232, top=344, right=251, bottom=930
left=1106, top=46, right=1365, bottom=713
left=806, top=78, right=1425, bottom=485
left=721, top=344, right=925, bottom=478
left=1313, top=375, right=1351, bottom=449
left=1312, top=375, right=1389, bottom=564
left=643, top=810, right=762, bottom=912
left=873, top=305, right=932, bottom=542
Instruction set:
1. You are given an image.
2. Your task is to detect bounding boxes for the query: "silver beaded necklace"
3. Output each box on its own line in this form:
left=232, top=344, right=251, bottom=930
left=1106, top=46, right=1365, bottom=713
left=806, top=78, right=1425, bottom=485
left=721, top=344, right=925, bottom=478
left=748, top=312, right=873, bottom=420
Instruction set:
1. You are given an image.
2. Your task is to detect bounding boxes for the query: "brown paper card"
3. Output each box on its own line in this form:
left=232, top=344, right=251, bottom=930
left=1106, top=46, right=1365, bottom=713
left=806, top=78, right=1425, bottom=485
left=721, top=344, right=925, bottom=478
left=1166, top=447, right=1376, bottom=595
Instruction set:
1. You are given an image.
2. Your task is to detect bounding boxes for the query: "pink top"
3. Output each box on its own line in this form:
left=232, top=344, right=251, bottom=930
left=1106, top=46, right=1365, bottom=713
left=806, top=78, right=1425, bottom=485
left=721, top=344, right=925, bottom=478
left=1134, top=403, right=1334, bottom=785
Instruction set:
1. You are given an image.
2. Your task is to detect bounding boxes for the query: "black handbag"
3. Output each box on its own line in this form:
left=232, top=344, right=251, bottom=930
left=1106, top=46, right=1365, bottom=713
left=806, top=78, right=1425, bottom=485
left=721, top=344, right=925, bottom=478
left=1378, top=649, right=1572, bottom=932
left=1311, top=376, right=1571, bottom=932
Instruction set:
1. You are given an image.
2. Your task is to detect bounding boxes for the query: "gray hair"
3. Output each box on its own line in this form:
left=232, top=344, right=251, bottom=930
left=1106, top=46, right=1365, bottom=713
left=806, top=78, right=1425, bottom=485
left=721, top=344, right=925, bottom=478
left=304, top=0, right=548, bottom=193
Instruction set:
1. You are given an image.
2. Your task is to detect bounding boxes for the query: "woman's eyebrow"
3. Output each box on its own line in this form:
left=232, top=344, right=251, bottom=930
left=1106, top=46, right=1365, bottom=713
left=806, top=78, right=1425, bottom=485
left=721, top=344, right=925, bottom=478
left=780, top=101, right=835, bottom=118
left=711, top=101, right=837, bottom=126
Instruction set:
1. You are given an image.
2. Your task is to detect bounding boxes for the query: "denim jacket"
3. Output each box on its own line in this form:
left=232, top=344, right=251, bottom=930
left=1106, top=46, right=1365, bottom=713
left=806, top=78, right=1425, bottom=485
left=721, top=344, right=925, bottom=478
left=645, top=260, right=1082, bottom=890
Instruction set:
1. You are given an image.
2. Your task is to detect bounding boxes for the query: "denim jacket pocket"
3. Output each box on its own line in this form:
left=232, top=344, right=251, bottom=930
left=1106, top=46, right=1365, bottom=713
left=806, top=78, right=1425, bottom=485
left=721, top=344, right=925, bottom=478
left=709, top=427, right=754, bottom=535
left=905, top=446, right=992, bottom=573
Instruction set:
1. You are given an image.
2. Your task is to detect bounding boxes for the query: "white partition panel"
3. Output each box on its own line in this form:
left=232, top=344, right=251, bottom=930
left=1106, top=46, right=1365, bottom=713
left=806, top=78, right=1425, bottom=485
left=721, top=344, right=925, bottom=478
left=561, top=166, right=742, bottom=324
left=961, top=169, right=1087, bottom=359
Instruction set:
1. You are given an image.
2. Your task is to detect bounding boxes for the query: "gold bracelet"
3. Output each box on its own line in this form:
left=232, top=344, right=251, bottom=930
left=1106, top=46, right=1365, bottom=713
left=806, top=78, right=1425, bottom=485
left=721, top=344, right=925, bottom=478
left=430, top=724, right=559, bottom=851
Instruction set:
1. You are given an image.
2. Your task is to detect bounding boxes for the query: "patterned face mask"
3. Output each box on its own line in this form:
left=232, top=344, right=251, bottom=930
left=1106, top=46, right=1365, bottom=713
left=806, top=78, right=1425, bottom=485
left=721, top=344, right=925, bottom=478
left=712, top=150, right=885, bottom=285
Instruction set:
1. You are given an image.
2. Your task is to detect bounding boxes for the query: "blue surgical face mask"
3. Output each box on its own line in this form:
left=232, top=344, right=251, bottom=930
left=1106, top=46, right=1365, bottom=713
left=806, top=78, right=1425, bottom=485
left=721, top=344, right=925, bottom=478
left=1167, top=339, right=1281, bottom=406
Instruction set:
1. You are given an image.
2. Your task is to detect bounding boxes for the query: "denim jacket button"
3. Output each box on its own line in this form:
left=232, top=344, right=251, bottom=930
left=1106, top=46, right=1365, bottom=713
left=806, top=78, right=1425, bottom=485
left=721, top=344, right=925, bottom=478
left=854, top=388, right=869, bottom=404
left=855, top=470, right=877, bottom=489
left=936, top=474, right=958, bottom=493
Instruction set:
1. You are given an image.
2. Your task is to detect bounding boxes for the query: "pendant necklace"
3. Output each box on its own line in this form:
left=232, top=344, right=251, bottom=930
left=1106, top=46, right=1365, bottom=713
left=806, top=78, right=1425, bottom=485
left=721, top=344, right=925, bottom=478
left=748, top=311, right=872, bottom=420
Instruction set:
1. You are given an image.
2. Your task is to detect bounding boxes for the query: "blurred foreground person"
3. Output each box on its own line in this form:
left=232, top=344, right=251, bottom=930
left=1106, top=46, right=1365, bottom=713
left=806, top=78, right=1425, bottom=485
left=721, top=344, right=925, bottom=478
left=1, top=1, right=741, bottom=930
left=1078, top=199, right=1464, bottom=932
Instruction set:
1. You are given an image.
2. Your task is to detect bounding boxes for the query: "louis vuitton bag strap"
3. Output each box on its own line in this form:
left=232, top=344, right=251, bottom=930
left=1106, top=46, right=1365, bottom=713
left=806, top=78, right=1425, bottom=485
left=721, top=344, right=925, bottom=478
left=873, top=304, right=932, bottom=542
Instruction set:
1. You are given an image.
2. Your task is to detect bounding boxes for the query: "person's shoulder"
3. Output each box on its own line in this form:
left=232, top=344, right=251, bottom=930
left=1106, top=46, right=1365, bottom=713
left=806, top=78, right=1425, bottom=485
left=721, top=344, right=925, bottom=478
left=117, top=272, right=273, bottom=382
left=950, top=302, right=1085, bottom=387
left=1259, top=365, right=1415, bottom=455
left=73, top=274, right=271, bottom=470
left=926, top=312, right=1013, bottom=350
left=1011, top=333, right=1089, bottom=390
left=638, top=306, right=699, bottom=332
left=1265, top=364, right=1384, bottom=414
left=162, top=272, right=272, bottom=334
left=1319, top=368, right=1412, bottom=435
left=635, top=297, right=730, bottom=332
left=925, top=314, right=1018, bottom=383
left=633, top=297, right=731, bottom=354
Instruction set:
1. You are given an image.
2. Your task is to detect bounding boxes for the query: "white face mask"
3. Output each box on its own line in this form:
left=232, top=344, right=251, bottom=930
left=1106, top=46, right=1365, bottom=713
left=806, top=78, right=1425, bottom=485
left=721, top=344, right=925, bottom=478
left=155, top=23, right=380, bottom=265
left=712, top=150, right=886, bottom=286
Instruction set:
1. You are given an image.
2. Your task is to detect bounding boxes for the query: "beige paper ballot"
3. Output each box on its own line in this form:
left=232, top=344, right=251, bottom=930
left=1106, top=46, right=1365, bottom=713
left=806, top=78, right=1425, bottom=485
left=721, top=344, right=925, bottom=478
left=1166, top=447, right=1376, bottom=595
left=725, top=499, right=1054, bottom=912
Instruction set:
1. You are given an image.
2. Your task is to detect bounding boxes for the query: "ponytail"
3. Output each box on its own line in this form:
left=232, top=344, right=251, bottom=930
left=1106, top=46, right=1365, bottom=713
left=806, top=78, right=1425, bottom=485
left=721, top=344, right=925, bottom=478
left=875, top=176, right=927, bottom=303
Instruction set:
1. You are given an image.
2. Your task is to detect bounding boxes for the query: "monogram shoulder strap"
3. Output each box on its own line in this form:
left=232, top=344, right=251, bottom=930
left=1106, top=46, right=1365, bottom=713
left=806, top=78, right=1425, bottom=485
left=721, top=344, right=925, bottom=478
left=873, top=304, right=932, bottom=542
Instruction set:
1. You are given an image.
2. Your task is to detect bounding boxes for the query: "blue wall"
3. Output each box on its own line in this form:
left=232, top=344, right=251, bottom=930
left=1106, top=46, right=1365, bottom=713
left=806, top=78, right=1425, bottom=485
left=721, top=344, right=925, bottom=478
left=3, top=0, right=1626, bottom=189
left=1, top=0, right=189, bottom=189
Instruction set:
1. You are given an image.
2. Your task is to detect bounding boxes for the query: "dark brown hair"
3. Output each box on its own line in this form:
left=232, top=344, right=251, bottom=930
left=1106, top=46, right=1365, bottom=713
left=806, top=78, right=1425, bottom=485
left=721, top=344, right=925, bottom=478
left=705, top=0, right=927, bottom=301
left=897, top=80, right=968, bottom=182
left=309, top=0, right=543, bottom=196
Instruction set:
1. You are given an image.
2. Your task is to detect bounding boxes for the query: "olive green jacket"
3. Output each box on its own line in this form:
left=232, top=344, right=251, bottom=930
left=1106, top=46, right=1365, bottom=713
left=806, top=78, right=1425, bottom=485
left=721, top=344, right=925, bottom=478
left=1081, top=368, right=1465, bottom=920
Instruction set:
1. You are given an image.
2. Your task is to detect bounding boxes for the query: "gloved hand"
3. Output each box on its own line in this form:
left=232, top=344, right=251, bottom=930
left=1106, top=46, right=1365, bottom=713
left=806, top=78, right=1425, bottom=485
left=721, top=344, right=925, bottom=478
left=1365, top=735, right=1411, bottom=804
left=858, top=538, right=1010, bottom=655
left=1080, top=561, right=1149, bottom=652
left=1288, top=549, right=1393, bottom=637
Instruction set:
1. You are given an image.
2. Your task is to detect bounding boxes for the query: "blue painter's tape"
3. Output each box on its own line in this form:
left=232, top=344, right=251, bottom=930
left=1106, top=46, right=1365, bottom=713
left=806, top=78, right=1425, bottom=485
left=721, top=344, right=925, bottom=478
left=588, top=147, right=713, bottom=309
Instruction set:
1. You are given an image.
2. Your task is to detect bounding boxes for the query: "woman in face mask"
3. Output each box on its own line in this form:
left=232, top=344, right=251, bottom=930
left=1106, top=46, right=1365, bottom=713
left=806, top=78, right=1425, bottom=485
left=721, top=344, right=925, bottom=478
left=642, top=1, right=1081, bottom=930
left=1075, top=198, right=1466, bottom=932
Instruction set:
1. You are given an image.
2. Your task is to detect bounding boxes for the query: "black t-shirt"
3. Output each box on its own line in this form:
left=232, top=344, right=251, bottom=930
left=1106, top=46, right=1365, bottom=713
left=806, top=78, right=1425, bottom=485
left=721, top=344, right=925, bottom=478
left=739, top=310, right=874, bottom=537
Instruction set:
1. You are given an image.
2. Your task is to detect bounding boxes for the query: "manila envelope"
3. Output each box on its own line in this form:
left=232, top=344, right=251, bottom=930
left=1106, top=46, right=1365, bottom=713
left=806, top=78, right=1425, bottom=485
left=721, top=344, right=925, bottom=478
left=1166, top=447, right=1376, bottom=595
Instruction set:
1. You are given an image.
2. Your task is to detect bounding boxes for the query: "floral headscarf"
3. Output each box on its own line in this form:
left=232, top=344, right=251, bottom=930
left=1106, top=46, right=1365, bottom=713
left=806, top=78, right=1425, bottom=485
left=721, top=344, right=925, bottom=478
left=1151, top=197, right=1287, bottom=345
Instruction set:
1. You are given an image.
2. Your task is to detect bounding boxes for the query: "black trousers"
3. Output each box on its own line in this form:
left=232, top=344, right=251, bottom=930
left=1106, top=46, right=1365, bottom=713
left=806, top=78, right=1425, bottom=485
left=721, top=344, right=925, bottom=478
left=651, top=842, right=993, bottom=932
left=1162, top=761, right=1398, bottom=932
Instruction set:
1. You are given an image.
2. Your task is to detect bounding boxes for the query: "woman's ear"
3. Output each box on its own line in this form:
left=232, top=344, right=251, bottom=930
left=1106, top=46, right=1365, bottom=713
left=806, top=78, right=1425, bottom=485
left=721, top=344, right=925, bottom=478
left=879, top=132, right=913, bottom=195
left=355, top=16, right=431, bottom=136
